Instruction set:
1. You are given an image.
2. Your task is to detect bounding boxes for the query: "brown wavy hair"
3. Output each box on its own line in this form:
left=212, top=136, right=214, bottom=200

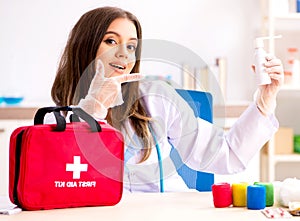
left=51, top=7, right=152, bottom=162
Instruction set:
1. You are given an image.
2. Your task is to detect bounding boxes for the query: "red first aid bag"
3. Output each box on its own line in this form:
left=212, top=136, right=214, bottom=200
left=9, top=106, right=124, bottom=210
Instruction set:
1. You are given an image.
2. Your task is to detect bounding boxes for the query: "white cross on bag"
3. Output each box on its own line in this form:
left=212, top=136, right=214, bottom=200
left=66, top=156, right=88, bottom=179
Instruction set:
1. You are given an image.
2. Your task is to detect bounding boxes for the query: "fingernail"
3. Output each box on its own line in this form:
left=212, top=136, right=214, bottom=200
left=139, top=74, right=146, bottom=79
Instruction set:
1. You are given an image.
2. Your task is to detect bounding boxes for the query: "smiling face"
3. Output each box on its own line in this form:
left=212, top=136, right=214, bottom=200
left=96, top=18, right=138, bottom=78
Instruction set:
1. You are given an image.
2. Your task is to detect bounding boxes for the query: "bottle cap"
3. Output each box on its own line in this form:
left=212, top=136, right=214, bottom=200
left=254, top=35, right=282, bottom=48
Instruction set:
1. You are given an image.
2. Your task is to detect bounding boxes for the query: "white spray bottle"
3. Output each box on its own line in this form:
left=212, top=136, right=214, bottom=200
left=254, top=35, right=282, bottom=85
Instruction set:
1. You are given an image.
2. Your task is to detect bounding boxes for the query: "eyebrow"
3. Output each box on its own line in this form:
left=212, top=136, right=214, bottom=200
left=104, top=31, right=138, bottom=41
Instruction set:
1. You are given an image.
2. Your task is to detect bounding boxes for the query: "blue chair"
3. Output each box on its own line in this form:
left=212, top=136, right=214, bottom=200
left=170, top=89, right=214, bottom=191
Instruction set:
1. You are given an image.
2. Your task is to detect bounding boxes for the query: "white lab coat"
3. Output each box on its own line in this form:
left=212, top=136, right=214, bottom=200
left=121, top=80, right=278, bottom=193
left=45, top=80, right=279, bottom=193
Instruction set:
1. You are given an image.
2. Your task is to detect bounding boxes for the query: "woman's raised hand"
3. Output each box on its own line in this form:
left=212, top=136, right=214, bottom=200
left=78, top=59, right=144, bottom=119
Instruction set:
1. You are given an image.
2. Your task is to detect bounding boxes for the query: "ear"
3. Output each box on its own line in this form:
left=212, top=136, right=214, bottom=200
left=251, top=64, right=256, bottom=73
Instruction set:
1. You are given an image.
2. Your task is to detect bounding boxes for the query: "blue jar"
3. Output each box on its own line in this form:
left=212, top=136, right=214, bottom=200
left=247, top=185, right=266, bottom=210
left=297, top=0, right=300, bottom=13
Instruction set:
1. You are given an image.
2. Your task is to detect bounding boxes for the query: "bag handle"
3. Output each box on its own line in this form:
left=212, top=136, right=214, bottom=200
left=34, top=106, right=69, bottom=131
left=70, top=106, right=101, bottom=132
left=34, top=106, right=101, bottom=132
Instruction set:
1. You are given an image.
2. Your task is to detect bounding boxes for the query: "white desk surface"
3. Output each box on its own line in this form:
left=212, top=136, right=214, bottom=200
left=0, top=192, right=299, bottom=221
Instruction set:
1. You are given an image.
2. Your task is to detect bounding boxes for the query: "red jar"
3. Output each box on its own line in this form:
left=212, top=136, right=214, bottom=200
left=212, top=182, right=232, bottom=208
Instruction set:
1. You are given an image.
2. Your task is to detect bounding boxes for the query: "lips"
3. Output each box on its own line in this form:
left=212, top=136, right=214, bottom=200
left=109, top=63, right=126, bottom=70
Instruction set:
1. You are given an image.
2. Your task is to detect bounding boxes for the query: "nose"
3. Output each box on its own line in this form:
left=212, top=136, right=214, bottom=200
left=115, top=44, right=128, bottom=59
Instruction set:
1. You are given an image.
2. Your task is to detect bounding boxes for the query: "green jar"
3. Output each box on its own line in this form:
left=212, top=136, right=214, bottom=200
left=294, top=135, right=300, bottom=153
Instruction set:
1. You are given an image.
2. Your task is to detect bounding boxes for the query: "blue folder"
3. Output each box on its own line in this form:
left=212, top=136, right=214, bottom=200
left=170, top=89, right=214, bottom=191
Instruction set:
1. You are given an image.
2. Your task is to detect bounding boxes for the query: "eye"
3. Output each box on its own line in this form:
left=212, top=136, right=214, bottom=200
left=127, top=44, right=137, bottom=52
left=104, top=38, right=117, bottom=45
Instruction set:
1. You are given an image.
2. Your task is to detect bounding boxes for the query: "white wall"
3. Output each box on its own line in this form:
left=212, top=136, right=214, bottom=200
left=0, top=0, right=262, bottom=104
left=0, top=0, right=263, bottom=184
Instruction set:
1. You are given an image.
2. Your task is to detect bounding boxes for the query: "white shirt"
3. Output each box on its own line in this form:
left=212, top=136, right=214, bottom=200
left=121, top=80, right=278, bottom=193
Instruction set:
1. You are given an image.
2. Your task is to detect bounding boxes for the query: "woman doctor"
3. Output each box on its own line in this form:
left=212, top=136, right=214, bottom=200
left=51, top=6, right=284, bottom=193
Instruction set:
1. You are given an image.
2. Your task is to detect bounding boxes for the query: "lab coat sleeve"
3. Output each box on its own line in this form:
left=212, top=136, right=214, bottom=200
left=195, top=103, right=278, bottom=174
left=159, top=83, right=279, bottom=175
left=209, top=103, right=279, bottom=174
